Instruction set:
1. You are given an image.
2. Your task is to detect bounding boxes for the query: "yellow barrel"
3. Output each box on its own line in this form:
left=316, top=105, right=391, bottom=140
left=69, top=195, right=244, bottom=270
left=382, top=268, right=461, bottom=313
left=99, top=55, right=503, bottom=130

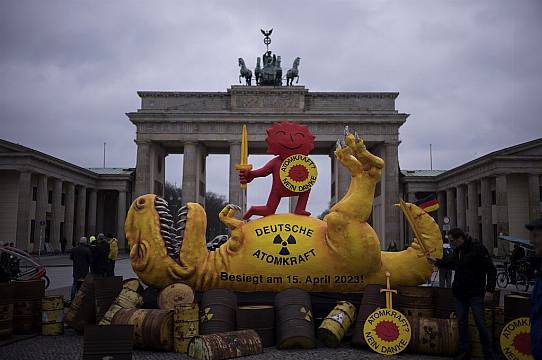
left=317, top=301, right=356, bottom=347
left=99, top=287, right=143, bottom=325
left=173, top=303, right=199, bottom=353
left=41, top=296, right=64, bottom=335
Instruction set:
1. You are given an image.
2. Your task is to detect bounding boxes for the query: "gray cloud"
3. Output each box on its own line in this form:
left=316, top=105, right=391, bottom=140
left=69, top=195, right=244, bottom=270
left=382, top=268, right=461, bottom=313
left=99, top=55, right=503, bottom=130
left=1, top=0, right=541, bottom=216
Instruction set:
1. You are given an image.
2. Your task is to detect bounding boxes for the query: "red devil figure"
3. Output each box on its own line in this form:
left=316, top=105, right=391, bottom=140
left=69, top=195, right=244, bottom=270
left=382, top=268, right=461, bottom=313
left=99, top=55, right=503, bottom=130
left=239, top=121, right=316, bottom=219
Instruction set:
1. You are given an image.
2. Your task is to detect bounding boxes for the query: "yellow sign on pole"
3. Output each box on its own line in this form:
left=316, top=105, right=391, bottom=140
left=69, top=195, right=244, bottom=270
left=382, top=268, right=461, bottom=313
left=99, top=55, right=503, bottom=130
left=500, top=317, right=533, bottom=360
left=364, top=272, right=410, bottom=355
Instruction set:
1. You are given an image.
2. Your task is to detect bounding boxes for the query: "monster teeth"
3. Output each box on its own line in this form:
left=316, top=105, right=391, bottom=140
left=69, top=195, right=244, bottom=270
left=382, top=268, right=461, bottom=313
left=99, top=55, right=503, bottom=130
left=336, top=139, right=341, bottom=149
left=156, top=206, right=170, bottom=213
left=354, top=130, right=360, bottom=142
left=344, top=125, right=349, bottom=136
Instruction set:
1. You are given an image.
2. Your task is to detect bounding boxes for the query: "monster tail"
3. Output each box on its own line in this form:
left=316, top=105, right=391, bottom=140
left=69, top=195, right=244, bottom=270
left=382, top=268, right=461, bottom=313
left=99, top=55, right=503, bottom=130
left=364, top=201, right=443, bottom=287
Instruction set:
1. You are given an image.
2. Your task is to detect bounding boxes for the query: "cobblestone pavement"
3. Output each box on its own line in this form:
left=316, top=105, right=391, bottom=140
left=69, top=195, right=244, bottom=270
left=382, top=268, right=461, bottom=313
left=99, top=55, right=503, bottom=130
left=1, top=329, right=448, bottom=360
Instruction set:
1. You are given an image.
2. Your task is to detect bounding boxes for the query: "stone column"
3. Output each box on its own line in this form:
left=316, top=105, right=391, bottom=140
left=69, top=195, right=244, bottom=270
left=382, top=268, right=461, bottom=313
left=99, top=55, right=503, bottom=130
left=33, top=174, right=48, bottom=253
left=87, top=189, right=97, bottom=236
left=75, top=185, right=87, bottom=241
left=16, top=170, right=32, bottom=250
left=135, top=140, right=151, bottom=197
left=437, top=191, right=446, bottom=225
left=182, top=142, right=198, bottom=204
left=96, top=191, right=104, bottom=233
left=456, top=185, right=466, bottom=230
left=117, top=190, right=127, bottom=249
left=50, top=178, right=63, bottom=253
left=528, top=174, right=541, bottom=222
left=495, top=175, right=509, bottom=254
left=467, top=181, right=478, bottom=239
left=289, top=197, right=298, bottom=213
left=64, top=183, right=75, bottom=250
left=383, top=142, right=400, bottom=247
left=228, top=141, right=246, bottom=212
left=480, top=177, right=493, bottom=250
left=446, top=188, right=456, bottom=227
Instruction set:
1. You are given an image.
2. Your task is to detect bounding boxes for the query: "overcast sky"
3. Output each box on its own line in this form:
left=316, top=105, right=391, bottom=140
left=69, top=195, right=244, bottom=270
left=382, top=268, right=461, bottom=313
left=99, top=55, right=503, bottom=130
left=1, top=0, right=541, bottom=216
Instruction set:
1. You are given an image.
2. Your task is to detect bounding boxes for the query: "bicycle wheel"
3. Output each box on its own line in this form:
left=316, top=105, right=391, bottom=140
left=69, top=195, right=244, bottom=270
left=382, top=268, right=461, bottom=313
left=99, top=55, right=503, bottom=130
left=497, top=272, right=509, bottom=288
left=515, top=274, right=529, bottom=292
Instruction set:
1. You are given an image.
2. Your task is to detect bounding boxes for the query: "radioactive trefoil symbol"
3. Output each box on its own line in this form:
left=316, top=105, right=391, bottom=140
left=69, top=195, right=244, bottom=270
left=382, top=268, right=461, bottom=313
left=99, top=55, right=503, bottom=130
left=273, top=234, right=296, bottom=255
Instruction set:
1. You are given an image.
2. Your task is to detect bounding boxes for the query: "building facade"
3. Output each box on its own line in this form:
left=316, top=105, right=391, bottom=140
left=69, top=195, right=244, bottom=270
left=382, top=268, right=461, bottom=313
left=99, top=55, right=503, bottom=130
left=401, top=138, right=542, bottom=254
left=0, top=139, right=134, bottom=252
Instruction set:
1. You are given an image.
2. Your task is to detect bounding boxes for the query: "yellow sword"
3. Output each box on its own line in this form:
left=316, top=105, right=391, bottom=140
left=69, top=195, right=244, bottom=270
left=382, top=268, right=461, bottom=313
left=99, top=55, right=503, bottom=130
left=379, top=272, right=397, bottom=309
left=235, top=124, right=253, bottom=189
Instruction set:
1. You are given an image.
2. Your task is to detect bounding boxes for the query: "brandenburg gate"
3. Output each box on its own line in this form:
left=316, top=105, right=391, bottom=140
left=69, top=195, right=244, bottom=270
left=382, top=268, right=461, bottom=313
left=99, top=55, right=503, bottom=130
left=127, top=85, right=408, bottom=247
left=127, top=30, right=408, bottom=247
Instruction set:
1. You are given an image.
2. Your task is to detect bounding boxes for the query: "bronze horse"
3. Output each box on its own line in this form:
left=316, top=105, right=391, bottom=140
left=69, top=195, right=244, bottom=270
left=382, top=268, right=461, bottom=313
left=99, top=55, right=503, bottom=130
left=238, top=58, right=252, bottom=86
left=286, top=57, right=300, bottom=86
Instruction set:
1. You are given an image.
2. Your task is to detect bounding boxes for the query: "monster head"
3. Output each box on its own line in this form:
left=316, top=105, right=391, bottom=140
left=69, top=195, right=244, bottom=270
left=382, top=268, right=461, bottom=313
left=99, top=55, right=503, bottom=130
left=265, top=121, right=315, bottom=159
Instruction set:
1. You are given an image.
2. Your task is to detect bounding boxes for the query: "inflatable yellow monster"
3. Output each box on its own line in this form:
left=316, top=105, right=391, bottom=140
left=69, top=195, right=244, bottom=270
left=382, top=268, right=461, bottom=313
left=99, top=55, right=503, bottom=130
left=125, top=132, right=442, bottom=292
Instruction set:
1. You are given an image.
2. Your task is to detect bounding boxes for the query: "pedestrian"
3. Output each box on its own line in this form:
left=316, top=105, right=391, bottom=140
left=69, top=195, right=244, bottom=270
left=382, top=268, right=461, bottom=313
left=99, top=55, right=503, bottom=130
left=526, top=218, right=542, bottom=360
left=95, top=233, right=111, bottom=277
left=439, top=237, right=453, bottom=288
left=428, top=228, right=496, bottom=360
left=69, top=237, right=92, bottom=300
left=88, top=235, right=100, bottom=275
left=510, top=244, right=526, bottom=283
left=107, top=235, right=118, bottom=276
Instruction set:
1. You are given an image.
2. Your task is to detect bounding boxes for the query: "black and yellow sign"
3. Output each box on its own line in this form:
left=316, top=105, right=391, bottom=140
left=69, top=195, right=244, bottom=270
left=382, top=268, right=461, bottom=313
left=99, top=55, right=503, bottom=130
left=500, top=317, right=533, bottom=360
left=363, top=308, right=411, bottom=355
left=279, top=154, right=318, bottom=192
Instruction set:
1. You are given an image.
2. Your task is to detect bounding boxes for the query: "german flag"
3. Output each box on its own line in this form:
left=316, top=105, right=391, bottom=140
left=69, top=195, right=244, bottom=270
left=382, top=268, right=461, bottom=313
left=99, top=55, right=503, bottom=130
left=415, top=193, right=439, bottom=213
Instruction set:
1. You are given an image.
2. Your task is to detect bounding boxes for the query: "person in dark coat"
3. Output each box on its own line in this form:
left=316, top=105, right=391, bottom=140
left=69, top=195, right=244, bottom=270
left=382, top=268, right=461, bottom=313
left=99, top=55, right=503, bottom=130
left=428, top=228, right=497, bottom=360
left=526, top=218, right=542, bottom=360
left=69, top=237, right=92, bottom=299
left=94, top=233, right=111, bottom=277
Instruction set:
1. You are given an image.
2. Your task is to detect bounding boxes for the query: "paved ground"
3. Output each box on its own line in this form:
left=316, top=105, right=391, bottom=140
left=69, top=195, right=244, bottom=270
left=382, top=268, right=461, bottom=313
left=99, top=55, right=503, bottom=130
left=1, top=329, right=449, bottom=360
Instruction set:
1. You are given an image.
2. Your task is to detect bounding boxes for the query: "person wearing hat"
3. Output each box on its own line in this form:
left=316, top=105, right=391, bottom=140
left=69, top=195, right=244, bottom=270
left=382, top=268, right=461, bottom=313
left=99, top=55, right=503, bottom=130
left=526, top=218, right=542, bottom=360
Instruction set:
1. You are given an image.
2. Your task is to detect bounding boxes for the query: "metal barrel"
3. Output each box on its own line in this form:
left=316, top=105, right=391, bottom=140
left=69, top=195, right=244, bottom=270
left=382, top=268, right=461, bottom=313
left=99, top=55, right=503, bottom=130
left=398, top=285, right=434, bottom=318
left=351, top=284, right=399, bottom=347
left=158, top=283, right=195, bottom=310
left=317, top=301, right=356, bottom=347
left=504, top=294, right=531, bottom=323
left=468, top=307, right=494, bottom=358
left=94, top=276, right=123, bottom=323
left=407, top=317, right=459, bottom=356
left=274, top=288, right=315, bottom=349
left=433, top=287, right=456, bottom=319
left=99, top=287, right=144, bottom=325
left=0, top=282, right=14, bottom=339
left=13, top=279, right=45, bottom=334
left=112, top=308, right=173, bottom=351
left=41, top=295, right=64, bottom=336
left=65, top=274, right=96, bottom=332
left=200, top=289, right=237, bottom=335
left=187, top=329, right=263, bottom=360
left=236, top=305, right=275, bottom=348
left=174, top=303, right=199, bottom=353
